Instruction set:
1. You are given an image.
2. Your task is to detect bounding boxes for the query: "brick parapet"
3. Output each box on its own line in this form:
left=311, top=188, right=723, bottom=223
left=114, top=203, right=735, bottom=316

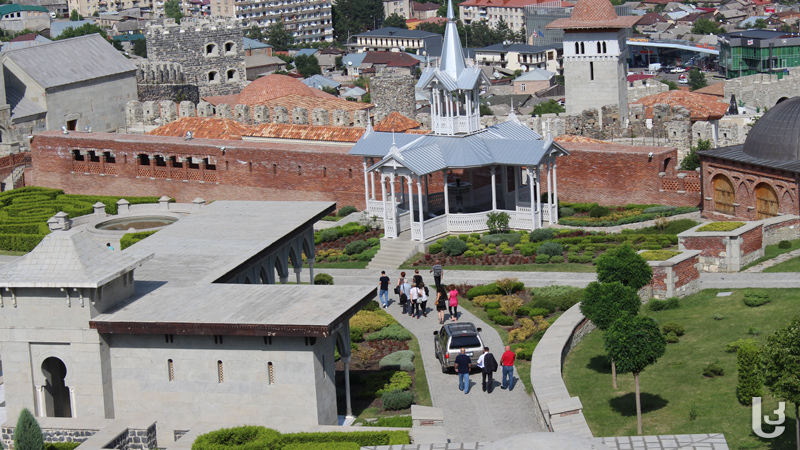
left=646, top=250, right=701, bottom=299
left=679, top=222, right=764, bottom=272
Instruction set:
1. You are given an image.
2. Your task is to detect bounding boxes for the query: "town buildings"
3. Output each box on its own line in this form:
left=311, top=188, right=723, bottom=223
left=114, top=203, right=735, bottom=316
left=0, top=4, right=49, bottom=32
left=719, top=30, right=800, bottom=79
left=350, top=27, right=442, bottom=53
left=474, top=42, right=562, bottom=72
left=236, top=0, right=333, bottom=43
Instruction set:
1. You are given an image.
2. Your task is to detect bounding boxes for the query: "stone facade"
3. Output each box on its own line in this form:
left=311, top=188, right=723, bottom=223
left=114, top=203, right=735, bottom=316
left=145, top=18, right=247, bottom=98
left=724, top=67, right=800, bottom=111
left=678, top=222, right=764, bottom=272
left=763, top=216, right=800, bottom=246
left=370, top=74, right=417, bottom=121
left=135, top=61, right=200, bottom=104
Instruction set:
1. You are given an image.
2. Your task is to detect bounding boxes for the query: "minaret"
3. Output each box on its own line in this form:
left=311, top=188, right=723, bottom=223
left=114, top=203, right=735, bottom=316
left=546, top=0, right=638, bottom=122
left=417, top=0, right=489, bottom=135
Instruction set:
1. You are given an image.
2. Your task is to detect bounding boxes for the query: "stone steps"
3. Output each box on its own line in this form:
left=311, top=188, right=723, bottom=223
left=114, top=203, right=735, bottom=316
left=366, top=237, right=420, bottom=271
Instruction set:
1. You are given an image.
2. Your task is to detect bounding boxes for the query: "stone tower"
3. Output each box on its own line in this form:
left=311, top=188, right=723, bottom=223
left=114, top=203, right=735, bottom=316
left=371, top=75, right=416, bottom=120
left=547, top=0, right=637, bottom=123
left=145, top=18, right=247, bottom=97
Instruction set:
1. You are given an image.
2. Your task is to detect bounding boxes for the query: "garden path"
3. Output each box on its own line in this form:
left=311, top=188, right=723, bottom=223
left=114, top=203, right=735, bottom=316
left=740, top=247, right=800, bottom=272
left=322, top=268, right=597, bottom=288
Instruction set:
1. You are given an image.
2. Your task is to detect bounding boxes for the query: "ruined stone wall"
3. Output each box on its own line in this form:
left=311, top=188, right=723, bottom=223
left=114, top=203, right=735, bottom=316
left=370, top=74, right=417, bottom=120
left=724, top=67, right=800, bottom=110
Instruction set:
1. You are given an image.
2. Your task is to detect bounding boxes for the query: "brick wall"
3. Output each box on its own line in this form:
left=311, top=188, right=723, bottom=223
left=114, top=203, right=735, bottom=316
left=680, top=236, right=725, bottom=257
left=740, top=225, right=763, bottom=256
left=673, top=255, right=700, bottom=289
left=651, top=267, right=668, bottom=291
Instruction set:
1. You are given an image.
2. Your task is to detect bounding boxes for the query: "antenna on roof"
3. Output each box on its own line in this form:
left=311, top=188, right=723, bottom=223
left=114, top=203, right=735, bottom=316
left=61, top=126, right=69, bottom=135
left=185, top=131, right=194, bottom=140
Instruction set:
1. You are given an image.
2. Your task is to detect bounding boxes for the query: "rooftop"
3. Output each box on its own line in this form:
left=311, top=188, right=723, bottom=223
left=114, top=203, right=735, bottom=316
left=244, top=123, right=367, bottom=142
left=547, top=0, right=639, bottom=29
left=632, top=90, right=729, bottom=121
left=147, top=117, right=253, bottom=140
left=0, top=3, right=48, bottom=14
left=373, top=111, right=422, bottom=132
left=353, top=26, right=440, bottom=38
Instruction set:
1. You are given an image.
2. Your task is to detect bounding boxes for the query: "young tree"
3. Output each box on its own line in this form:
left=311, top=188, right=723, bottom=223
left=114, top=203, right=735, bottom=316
left=69, top=9, right=82, bottom=20
left=580, top=281, right=640, bottom=388
left=680, top=138, right=710, bottom=170
left=754, top=18, right=768, bottom=29
left=736, top=340, right=762, bottom=406
left=132, top=38, right=147, bottom=57
left=266, top=20, right=294, bottom=51
left=55, top=23, right=108, bottom=40
left=604, top=315, right=667, bottom=435
left=14, top=408, right=44, bottom=450
left=383, top=13, right=408, bottom=29
left=246, top=25, right=264, bottom=41
left=688, top=68, right=707, bottom=90
left=532, top=99, right=566, bottom=116
left=762, top=317, right=800, bottom=450
left=294, top=54, right=322, bottom=77
left=164, top=0, right=183, bottom=23
left=691, top=17, right=721, bottom=35
left=596, top=243, right=653, bottom=290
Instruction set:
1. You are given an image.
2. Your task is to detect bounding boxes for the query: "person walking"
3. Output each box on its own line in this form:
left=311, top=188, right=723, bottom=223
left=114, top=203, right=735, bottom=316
left=447, top=284, right=459, bottom=322
left=378, top=271, right=390, bottom=308
left=455, top=348, right=471, bottom=394
left=501, top=345, right=516, bottom=390
left=413, top=269, right=423, bottom=288
left=478, top=347, right=499, bottom=393
left=430, top=261, right=443, bottom=289
left=399, top=276, right=411, bottom=315
left=417, top=281, right=428, bottom=318
left=435, top=285, right=447, bottom=324
left=409, top=281, right=419, bottom=317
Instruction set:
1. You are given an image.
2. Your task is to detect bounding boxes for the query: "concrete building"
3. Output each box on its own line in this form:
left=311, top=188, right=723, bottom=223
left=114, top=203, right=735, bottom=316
left=474, top=42, right=562, bottom=72
left=350, top=27, right=442, bottom=53
left=412, top=0, right=438, bottom=19
left=0, top=4, right=49, bottom=31
left=0, top=200, right=372, bottom=426
left=719, top=29, right=800, bottom=79
left=460, top=0, right=556, bottom=32
left=384, top=0, right=411, bottom=18
left=512, top=68, right=555, bottom=94
left=0, top=33, right=137, bottom=152
left=547, top=0, right=637, bottom=121
left=236, top=0, right=333, bottom=43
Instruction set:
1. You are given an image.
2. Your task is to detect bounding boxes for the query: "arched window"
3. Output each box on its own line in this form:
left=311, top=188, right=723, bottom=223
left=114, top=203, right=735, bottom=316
left=575, top=42, right=579, bottom=54
left=602, top=41, right=607, bottom=53
left=205, top=43, right=218, bottom=56
left=597, top=41, right=601, bottom=53
left=208, top=71, right=218, bottom=83
left=580, top=42, right=585, bottom=54
left=756, top=183, right=779, bottom=219
left=713, top=175, right=735, bottom=215
left=41, top=357, right=71, bottom=417
left=224, top=41, right=235, bottom=54
left=138, top=154, right=150, bottom=165
left=226, top=69, right=237, bottom=80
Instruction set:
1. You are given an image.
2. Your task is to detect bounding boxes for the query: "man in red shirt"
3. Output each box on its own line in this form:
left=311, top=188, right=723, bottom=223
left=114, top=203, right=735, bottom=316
left=500, top=345, right=516, bottom=390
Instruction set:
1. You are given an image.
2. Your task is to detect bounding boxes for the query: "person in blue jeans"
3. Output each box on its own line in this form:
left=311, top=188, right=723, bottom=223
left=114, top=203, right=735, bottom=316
left=455, top=348, right=472, bottom=394
left=378, top=271, right=390, bottom=308
left=500, top=345, right=515, bottom=390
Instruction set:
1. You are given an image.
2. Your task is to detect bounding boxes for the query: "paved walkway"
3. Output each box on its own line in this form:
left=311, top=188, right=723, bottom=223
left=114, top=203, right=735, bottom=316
left=321, top=268, right=597, bottom=288
left=741, top=247, right=800, bottom=273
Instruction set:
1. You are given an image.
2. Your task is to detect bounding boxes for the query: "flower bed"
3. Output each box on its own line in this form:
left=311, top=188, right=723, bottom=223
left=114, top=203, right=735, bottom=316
left=313, top=223, right=383, bottom=264
left=696, top=221, right=745, bottom=232
left=640, top=250, right=680, bottom=261
left=558, top=203, right=698, bottom=227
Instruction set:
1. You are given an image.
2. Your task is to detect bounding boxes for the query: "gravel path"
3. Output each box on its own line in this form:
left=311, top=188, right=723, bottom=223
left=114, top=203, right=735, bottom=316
left=741, top=248, right=800, bottom=273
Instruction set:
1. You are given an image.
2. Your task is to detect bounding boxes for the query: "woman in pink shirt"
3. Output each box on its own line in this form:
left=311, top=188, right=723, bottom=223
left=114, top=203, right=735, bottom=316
left=447, top=284, right=459, bottom=322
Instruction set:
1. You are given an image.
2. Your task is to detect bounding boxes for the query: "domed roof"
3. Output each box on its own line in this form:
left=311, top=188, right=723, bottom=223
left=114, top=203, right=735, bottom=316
left=485, top=433, right=614, bottom=450
left=571, top=0, right=618, bottom=22
left=743, top=96, right=800, bottom=162
left=236, top=74, right=333, bottom=105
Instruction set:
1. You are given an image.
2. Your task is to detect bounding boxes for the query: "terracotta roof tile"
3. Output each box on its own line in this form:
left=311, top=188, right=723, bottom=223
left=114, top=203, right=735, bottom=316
left=244, top=123, right=367, bottom=142
left=547, top=0, right=639, bottom=29
left=203, top=74, right=338, bottom=106
left=147, top=117, right=253, bottom=140
left=632, top=90, right=729, bottom=121
left=693, top=82, right=725, bottom=97
left=374, top=111, right=421, bottom=132
left=554, top=135, right=606, bottom=144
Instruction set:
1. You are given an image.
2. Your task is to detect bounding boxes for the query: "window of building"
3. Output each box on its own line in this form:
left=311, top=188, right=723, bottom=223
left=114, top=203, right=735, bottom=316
left=168, top=359, right=174, bottom=381
left=226, top=69, right=237, bottom=81
left=521, top=83, right=526, bottom=91
left=103, top=151, right=116, bottom=164
left=597, top=41, right=601, bottom=53
left=224, top=42, right=235, bottom=54
left=217, top=361, right=224, bottom=383
left=138, top=154, right=150, bottom=165
left=208, top=71, right=219, bottom=83
left=154, top=155, right=167, bottom=167
left=214, top=335, right=224, bottom=344
left=205, top=43, right=218, bottom=56
left=602, top=41, right=607, bottom=53
left=590, top=62, right=594, bottom=80
left=580, top=42, right=585, bottom=54
left=165, top=334, right=174, bottom=343
left=66, top=119, right=78, bottom=131
left=72, top=150, right=84, bottom=162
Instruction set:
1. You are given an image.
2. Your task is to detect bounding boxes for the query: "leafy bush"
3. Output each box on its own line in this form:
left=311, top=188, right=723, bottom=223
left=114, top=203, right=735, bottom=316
left=529, top=298, right=556, bottom=313
left=361, top=416, right=413, bottom=428
left=589, top=204, right=610, bottom=218
left=281, top=430, right=409, bottom=446
left=486, top=211, right=510, bottom=234
left=350, top=310, right=396, bottom=332
left=483, top=301, right=501, bottom=310
left=662, top=322, right=685, bottom=336
left=365, top=323, right=413, bottom=341
left=481, top=233, right=522, bottom=246
left=640, top=250, right=680, bottom=261
left=712, top=314, right=725, bottom=320
left=45, top=444, right=81, bottom=450
left=344, top=240, right=368, bottom=255
left=665, top=332, right=680, bottom=343
left=314, top=273, right=334, bottom=285
left=697, top=221, right=745, bottom=232
left=338, top=205, right=358, bottom=217
left=778, top=240, right=792, bottom=249
left=499, top=295, right=523, bottom=316
left=378, top=350, right=415, bottom=371
left=192, top=426, right=282, bottom=450
left=536, top=242, right=563, bottom=257
left=120, top=230, right=158, bottom=250
left=703, top=363, right=724, bottom=378
left=643, top=205, right=676, bottom=214
left=350, top=327, right=364, bottom=343
left=559, top=207, right=576, bottom=217
left=284, top=443, right=359, bottom=450
left=376, top=371, right=412, bottom=396
left=467, top=282, right=523, bottom=299
left=442, top=238, right=467, bottom=256
left=743, top=292, right=770, bottom=307
left=649, top=297, right=680, bottom=311
left=318, top=228, right=340, bottom=243
left=736, top=341, right=761, bottom=405
left=428, top=243, right=442, bottom=254
left=338, top=254, right=350, bottom=262
left=366, top=237, right=380, bottom=247
left=381, top=389, right=414, bottom=410
left=726, top=338, right=757, bottom=353
left=549, top=255, right=564, bottom=263
left=530, top=228, right=556, bottom=242
left=535, top=255, right=551, bottom=264
left=526, top=308, right=550, bottom=317
left=748, top=326, right=760, bottom=336
left=508, top=316, right=549, bottom=342
left=559, top=206, right=698, bottom=227
left=511, top=336, right=544, bottom=360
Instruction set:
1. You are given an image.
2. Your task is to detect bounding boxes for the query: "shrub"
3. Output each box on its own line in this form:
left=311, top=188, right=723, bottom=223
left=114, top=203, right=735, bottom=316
left=281, top=431, right=409, bottom=446
left=338, top=254, right=350, bottom=262
left=192, top=426, right=282, bottom=450
left=508, top=316, right=549, bottom=342
left=535, top=255, right=551, bottom=264
left=483, top=301, right=501, bottom=310
left=536, top=242, right=563, bottom=257
left=365, top=323, right=413, bottom=341
left=381, top=389, right=414, bottom=410
left=577, top=254, right=593, bottom=264
left=492, top=314, right=515, bottom=326
left=361, top=416, right=413, bottom=428
left=640, top=250, right=680, bottom=261
left=466, top=282, right=522, bottom=299
left=530, top=228, right=556, bottom=242
left=778, top=240, right=792, bottom=249
left=284, top=443, right=359, bottom=450
left=481, top=233, right=522, bottom=246
left=378, top=350, right=415, bottom=371
left=318, top=228, right=340, bottom=243
left=526, top=308, right=550, bottom=317
left=712, top=314, right=725, bottom=320
left=15, top=408, right=44, bottom=450
left=643, top=205, right=676, bottom=214
left=314, top=273, right=334, bottom=285
left=486, top=211, right=510, bottom=234
left=559, top=206, right=576, bottom=217
left=596, top=243, right=652, bottom=290
left=442, top=238, right=467, bottom=256
left=748, top=326, right=760, bottom=336
left=726, top=338, right=757, bottom=353
left=665, top=332, right=680, bottom=343
left=350, top=310, right=396, bottom=332
left=376, top=371, right=413, bottom=396
left=366, top=237, right=380, bottom=247
left=589, top=204, right=610, bottom=218
left=743, top=292, right=770, bottom=307
left=338, top=205, right=358, bottom=217
left=463, top=250, right=475, bottom=258
left=45, top=444, right=80, bottom=450
left=350, top=326, right=364, bottom=343
left=662, top=322, right=685, bottom=336
left=697, top=221, right=745, bottom=232
left=428, top=243, right=442, bottom=254
left=549, top=255, right=564, bottom=263
left=703, top=363, right=724, bottom=378
left=344, top=240, right=368, bottom=255
left=486, top=248, right=497, bottom=256
left=495, top=277, right=522, bottom=295
left=119, top=230, right=159, bottom=250
left=736, top=341, right=762, bottom=405
left=649, top=297, right=679, bottom=311
left=499, top=295, right=523, bottom=316
left=502, top=247, right=513, bottom=255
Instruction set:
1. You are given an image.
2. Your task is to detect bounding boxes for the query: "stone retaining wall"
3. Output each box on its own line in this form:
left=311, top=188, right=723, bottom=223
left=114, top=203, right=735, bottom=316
left=1, top=426, right=98, bottom=448
left=762, top=216, right=800, bottom=246
left=647, top=250, right=702, bottom=299
left=678, top=222, right=764, bottom=272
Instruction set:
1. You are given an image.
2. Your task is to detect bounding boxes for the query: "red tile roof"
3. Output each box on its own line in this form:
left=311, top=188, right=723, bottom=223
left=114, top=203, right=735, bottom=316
left=460, top=0, right=558, bottom=7
left=244, top=123, right=367, bottom=142
left=632, top=90, right=729, bottom=121
left=374, top=111, right=421, bottom=132
left=362, top=51, right=421, bottom=67
left=547, top=0, right=639, bottom=29
left=693, top=81, right=725, bottom=97
left=11, top=33, right=38, bottom=42
left=628, top=73, right=655, bottom=82
left=147, top=117, right=253, bottom=140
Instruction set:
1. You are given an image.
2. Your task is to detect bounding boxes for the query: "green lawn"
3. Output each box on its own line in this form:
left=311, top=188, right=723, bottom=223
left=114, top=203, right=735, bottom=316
left=763, top=255, right=800, bottom=273
left=563, top=289, right=799, bottom=449
left=306, top=261, right=368, bottom=269
left=401, top=259, right=596, bottom=273
left=740, top=238, right=800, bottom=271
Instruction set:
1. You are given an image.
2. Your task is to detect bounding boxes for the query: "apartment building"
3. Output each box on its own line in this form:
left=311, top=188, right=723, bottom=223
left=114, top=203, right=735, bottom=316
left=236, top=0, right=333, bottom=43
left=383, top=0, right=410, bottom=18
left=460, top=0, right=562, bottom=32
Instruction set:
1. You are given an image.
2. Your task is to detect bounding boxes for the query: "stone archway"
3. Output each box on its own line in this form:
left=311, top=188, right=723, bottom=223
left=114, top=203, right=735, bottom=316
left=756, top=183, right=779, bottom=219
left=41, top=357, right=71, bottom=418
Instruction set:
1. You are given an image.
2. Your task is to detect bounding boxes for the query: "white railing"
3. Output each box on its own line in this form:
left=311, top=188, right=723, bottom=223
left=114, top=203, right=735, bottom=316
left=422, top=214, right=448, bottom=238
left=542, top=207, right=550, bottom=223
left=508, top=210, right=534, bottom=230
left=447, top=212, right=490, bottom=233
left=367, top=199, right=384, bottom=217
left=398, top=211, right=411, bottom=232
left=517, top=205, right=532, bottom=213
left=385, top=218, right=397, bottom=238
left=411, top=222, right=423, bottom=241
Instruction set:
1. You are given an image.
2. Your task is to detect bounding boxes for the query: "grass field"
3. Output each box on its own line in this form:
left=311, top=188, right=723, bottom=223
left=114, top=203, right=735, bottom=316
left=406, top=263, right=597, bottom=273
left=563, top=289, right=799, bottom=449
left=763, top=256, right=800, bottom=273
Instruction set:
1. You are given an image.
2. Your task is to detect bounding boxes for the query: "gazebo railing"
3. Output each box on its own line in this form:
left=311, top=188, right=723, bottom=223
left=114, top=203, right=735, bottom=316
left=398, top=211, right=411, bottom=232
left=446, top=211, right=491, bottom=233
left=422, top=214, right=448, bottom=238
left=411, top=222, right=423, bottom=241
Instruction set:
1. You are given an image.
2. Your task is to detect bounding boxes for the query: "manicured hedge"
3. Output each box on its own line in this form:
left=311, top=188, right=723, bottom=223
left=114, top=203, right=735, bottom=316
left=697, top=221, right=745, bottom=232
left=120, top=231, right=158, bottom=250
left=285, top=443, right=360, bottom=450
left=281, top=430, right=410, bottom=446
left=192, top=426, right=282, bottom=450
left=558, top=206, right=698, bottom=227
left=45, top=443, right=81, bottom=450
left=194, top=427, right=410, bottom=450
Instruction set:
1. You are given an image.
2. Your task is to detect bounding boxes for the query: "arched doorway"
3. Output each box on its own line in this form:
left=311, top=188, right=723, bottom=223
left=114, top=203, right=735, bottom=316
left=756, top=183, right=779, bottom=219
left=713, top=175, right=735, bottom=215
left=41, top=357, right=71, bottom=418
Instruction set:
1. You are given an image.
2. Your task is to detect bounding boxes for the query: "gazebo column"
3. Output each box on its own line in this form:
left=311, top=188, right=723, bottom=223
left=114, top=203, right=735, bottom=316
left=553, top=163, right=559, bottom=223
left=501, top=165, right=508, bottom=210
left=381, top=173, right=389, bottom=236
left=514, top=167, right=520, bottom=210
left=341, top=355, right=354, bottom=418
left=417, top=176, right=425, bottom=241
left=308, top=260, right=314, bottom=284
left=546, top=161, right=553, bottom=224
left=535, top=165, right=542, bottom=228
left=527, top=167, right=536, bottom=230
left=424, top=175, right=429, bottom=214
left=443, top=170, right=450, bottom=215
left=363, top=159, right=369, bottom=207
left=370, top=158, right=376, bottom=200
left=490, top=166, right=497, bottom=211
left=407, top=176, right=415, bottom=235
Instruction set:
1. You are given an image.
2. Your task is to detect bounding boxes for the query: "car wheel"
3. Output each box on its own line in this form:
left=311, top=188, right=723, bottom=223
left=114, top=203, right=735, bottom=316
left=440, top=360, right=448, bottom=373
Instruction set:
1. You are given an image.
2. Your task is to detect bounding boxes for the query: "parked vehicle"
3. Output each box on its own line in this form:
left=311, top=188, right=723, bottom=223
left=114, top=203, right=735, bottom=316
left=679, top=74, right=688, bottom=84
left=671, top=67, right=687, bottom=73
left=433, top=322, right=485, bottom=373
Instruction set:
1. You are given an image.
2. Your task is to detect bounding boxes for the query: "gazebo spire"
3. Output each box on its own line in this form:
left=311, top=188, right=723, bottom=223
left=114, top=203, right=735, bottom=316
left=440, top=0, right=466, bottom=80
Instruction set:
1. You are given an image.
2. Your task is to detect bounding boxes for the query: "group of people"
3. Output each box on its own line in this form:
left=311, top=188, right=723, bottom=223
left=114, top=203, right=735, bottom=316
left=454, top=346, right=517, bottom=394
left=378, top=262, right=460, bottom=324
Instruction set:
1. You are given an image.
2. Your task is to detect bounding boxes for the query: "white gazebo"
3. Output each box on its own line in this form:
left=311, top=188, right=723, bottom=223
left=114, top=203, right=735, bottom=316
left=348, top=0, right=568, bottom=241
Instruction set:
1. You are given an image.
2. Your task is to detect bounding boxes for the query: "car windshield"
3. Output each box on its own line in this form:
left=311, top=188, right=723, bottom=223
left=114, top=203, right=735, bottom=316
left=449, top=336, right=481, bottom=349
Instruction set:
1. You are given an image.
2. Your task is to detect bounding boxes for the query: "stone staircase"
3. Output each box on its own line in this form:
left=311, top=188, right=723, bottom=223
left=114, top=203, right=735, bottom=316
left=366, top=233, right=421, bottom=271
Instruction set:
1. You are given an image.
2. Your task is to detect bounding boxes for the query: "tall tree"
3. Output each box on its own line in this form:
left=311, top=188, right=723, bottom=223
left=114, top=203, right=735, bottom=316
left=69, top=9, right=82, bottom=20
left=762, top=317, right=800, bottom=450
left=246, top=25, right=264, bottom=41
left=294, top=54, right=322, bottom=77
left=333, top=0, right=384, bottom=43
left=754, top=18, right=768, bottom=29
left=595, top=243, right=653, bottom=290
left=691, top=17, right=722, bottom=35
left=604, top=315, right=667, bottom=435
left=132, top=38, right=147, bottom=57
left=383, top=13, right=408, bottom=29
left=580, top=281, right=640, bottom=388
left=689, top=68, right=707, bottom=90
left=14, top=408, right=44, bottom=450
left=266, top=20, right=294, bottom=51
left=164, top=0, right=183, bottom=23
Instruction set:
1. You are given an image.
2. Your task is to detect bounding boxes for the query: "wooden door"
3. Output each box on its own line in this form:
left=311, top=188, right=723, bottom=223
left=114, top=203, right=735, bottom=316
left=756, top=184, right=779, bottom=219
left=713, top=176, right=735, bottom=215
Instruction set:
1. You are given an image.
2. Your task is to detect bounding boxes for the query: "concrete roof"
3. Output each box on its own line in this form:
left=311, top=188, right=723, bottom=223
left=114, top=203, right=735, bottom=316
left=514, top=68, right=555, bottom=81
left=0, top=4, right=48, bottom=14
left=2, top=33, right=136, bottom=89
left=295, top=48, right=318, bottom=57
left=243, top=36, right=271, bottom=50
left=354, top=26, right=439, bottom=38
